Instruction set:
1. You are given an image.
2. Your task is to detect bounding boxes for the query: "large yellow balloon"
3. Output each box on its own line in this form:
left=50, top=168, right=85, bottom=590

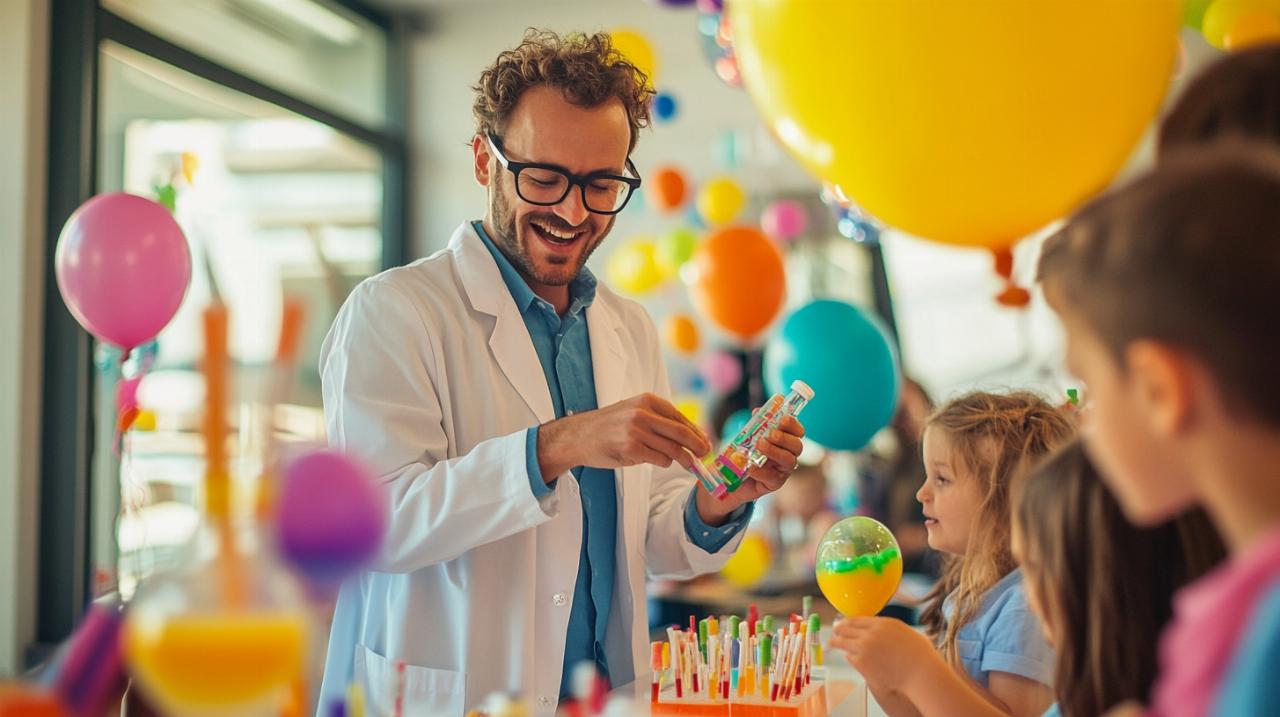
left=729, top=0, right=1180, bottom=250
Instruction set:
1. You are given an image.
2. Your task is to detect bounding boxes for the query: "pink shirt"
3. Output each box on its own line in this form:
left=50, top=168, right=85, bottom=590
left=1148, top=526, right=1280, bottom=717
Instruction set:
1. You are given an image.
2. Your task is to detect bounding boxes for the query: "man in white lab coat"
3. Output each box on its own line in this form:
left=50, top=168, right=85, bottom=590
left=316, top=30, right=805, bottom=716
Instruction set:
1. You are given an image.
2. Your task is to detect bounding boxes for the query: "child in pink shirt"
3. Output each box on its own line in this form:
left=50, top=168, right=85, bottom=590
left=1036, top=145, right=1280, bottom=717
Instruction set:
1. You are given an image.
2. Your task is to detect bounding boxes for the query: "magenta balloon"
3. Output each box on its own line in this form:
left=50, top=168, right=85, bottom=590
left=761, top=200, right=809, bottom=242
left=275, top=450, right=387, bottom=594
left=55, top=193, right=192, bottom=349
left=698, top=350, right=743, bottom=393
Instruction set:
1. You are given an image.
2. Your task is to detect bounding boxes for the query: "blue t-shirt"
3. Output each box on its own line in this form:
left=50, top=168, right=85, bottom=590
left=1041, top=702, right=1062, bottom=717
left=944, top=568, right=1055, bottom=689
left=1211, top=578, right=1280, bottom=715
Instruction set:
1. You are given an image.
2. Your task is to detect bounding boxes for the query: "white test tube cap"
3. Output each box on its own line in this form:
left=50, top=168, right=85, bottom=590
left=789, top=380, right=815, bottom=401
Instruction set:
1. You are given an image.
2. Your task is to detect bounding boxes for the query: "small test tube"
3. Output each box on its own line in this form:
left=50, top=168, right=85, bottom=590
left=808, top=613, right=823, bottom=668
left=651, top=642, right=664, bottom=702
left=715, top=381, right=814, bottom=492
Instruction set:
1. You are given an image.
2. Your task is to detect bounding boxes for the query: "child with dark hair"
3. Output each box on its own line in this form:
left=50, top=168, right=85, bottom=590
left=1038, top=146, right=1280, bottom=717
left=1012, top=441, right=1223, bottom=717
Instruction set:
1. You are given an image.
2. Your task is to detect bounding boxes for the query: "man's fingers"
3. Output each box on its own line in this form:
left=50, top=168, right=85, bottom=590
left=643, top=410, right=712, bottom=457
left=766, top=429, right=805, bottom=458
left=645, top=396, right=711, bottom=454
left=776, top=415, right=805, bottom=438
left=640, top=431, right=693, bottom=470
left=754, top=439, right=797, bottom=471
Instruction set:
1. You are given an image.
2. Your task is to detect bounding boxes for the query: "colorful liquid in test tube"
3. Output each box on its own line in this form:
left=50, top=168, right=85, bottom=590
left=715, top=381, right=814, bottom=493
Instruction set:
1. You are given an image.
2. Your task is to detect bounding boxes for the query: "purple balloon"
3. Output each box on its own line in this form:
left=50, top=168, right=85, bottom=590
left=698, top=350, right=744, bottom=393
left=55, top=193, right=192, bottom=350
left=274, top=450, right=387, bottom=594
left=761, top=200, right=809, bottom=242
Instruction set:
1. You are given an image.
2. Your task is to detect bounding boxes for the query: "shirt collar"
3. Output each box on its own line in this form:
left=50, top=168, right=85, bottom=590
left=472, top=220, right=598, bottom=318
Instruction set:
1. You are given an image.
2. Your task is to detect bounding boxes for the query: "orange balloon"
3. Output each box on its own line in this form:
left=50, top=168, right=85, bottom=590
left=689, top=226, right=786, bottom=342
left=1224, top=10, right=1280, bottom=49
left=648, top=167, right=688, bottom=213
left=664, top=314, right=701, bottom=354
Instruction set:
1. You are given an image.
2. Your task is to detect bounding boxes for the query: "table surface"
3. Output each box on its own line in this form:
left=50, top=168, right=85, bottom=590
left=611, top=637, right=889, bottom=717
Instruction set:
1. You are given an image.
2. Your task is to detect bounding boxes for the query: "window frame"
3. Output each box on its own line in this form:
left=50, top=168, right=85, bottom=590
left=33, top=0, right=408, bottom=664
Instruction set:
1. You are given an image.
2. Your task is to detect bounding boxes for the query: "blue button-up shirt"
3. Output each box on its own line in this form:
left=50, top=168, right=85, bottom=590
left=474, top=222, right=752, bottom=697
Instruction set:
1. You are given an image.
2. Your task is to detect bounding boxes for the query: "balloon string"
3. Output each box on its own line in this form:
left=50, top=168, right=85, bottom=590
left=992, top=248, right=1031, bottom=308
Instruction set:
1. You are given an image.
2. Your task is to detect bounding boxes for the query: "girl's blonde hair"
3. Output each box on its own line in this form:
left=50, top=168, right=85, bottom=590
left=917, top=391, right=1074, bottom=667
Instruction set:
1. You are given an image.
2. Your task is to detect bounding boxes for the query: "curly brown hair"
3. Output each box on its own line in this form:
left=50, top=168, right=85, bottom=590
left=472, top=29, right=654, bottom=153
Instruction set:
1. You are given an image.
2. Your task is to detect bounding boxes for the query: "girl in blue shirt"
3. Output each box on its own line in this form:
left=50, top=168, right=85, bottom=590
left=831, top=392, right=1071, bottom=717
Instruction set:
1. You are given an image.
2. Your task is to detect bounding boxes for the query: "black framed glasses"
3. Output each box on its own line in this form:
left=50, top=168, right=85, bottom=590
left=487, top=133, right=642, bottom=215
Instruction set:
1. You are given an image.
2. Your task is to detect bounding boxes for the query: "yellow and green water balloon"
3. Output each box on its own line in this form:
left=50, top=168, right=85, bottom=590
left=815, top=517, right=903, bottom=617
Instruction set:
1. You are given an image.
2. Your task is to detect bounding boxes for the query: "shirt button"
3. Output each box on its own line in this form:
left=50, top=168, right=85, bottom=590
left=538, top=696, right=555, bottom=707
left=566, top=410, right=575, bottom=416
left=553, top=592, right=568, bottom=606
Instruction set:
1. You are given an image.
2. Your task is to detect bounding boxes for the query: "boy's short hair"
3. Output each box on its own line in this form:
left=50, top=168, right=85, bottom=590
left=1159, top=44, right=1280, bottom=156
left=1038, top=145, right=1280, bottom=425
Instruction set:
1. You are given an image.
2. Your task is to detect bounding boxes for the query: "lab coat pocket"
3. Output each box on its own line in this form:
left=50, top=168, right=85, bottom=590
left=355, top=644, right=467, bottom=716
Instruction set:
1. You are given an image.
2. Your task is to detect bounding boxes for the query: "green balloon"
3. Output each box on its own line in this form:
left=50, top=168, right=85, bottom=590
left=656, top=227, right=699, bottom=273
left=1184, top=0, right=1213, bottom=30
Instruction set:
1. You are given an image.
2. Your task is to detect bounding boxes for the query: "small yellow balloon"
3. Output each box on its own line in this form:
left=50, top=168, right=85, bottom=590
left=664, top=314, right=701, bottom=355
left=606, top=239, right=666, bottom=295
left=730, top=0, right=1180, bottom=249
left=1224, top=8, right=1280, bottom=49
left=696, top=176, right=747, bottom=227
left=610, top=28, right=658, bottom=84
left=674, top=398, right=703, bottom=427
left=721, top=533, right=772, bottom=589
left=1204, top=0, right=1280, bottom=47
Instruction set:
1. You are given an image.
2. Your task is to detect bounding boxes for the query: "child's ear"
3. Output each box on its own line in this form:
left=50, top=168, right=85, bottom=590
left=473, top=134, right=492, bottom=187
left=1125, top=340, right=1194, bottom=437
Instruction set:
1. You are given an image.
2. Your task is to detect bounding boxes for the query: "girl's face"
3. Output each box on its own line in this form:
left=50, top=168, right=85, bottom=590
left=917, top=427, right=985, bottom=556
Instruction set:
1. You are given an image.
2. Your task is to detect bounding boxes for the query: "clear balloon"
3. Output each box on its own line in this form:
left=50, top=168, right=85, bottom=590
left=815, top=517, right=902, bottom=617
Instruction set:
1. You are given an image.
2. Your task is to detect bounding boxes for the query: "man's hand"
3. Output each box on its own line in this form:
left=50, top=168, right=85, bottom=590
left=694, top=415, right=805, bottom=526
left=537, top=393, right=712, bottom=480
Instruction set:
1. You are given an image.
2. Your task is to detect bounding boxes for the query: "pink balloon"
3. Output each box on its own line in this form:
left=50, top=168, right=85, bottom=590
left=55, top=193, right=192, bottom=350
left=761, top=200, right=809, bottom=242
left=698, top=350, right=743, bottom=393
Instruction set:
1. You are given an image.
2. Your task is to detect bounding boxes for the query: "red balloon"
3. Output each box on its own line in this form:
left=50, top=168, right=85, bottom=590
left=649, top=166, right=689, bottom=213
left=689, top=226, right=786, bottom=341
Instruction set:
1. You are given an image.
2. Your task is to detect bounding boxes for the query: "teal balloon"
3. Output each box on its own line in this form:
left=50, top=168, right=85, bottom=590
left=722, top=408, right=754, bottom=442
left=765, top=300, right=899, bottom=451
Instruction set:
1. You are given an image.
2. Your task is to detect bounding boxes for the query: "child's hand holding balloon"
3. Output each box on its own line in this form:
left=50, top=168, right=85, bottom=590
left=829, top=617, right=944, bottom=695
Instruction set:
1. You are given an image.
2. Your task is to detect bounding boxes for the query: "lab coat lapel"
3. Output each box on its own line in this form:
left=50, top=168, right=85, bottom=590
left=451, top=223, right=555, bottom=425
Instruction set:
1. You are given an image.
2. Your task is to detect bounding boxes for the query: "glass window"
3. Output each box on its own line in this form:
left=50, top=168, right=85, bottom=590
left=102, top=0, right=388, bottom=129
left=93, top=42, right=384, bottom=599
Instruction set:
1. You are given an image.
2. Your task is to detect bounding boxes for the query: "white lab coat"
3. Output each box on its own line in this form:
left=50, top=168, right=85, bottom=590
left=315, top=222, right=744, bottom=716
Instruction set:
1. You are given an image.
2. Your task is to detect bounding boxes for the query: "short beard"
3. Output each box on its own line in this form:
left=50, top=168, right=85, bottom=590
left=490, top=178, right=612, bottom=287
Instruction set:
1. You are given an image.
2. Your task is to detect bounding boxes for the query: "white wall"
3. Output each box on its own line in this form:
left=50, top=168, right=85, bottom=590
left=406, top=0, right=815, bottom=259
left=0, top=0, right=49, bottom=675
